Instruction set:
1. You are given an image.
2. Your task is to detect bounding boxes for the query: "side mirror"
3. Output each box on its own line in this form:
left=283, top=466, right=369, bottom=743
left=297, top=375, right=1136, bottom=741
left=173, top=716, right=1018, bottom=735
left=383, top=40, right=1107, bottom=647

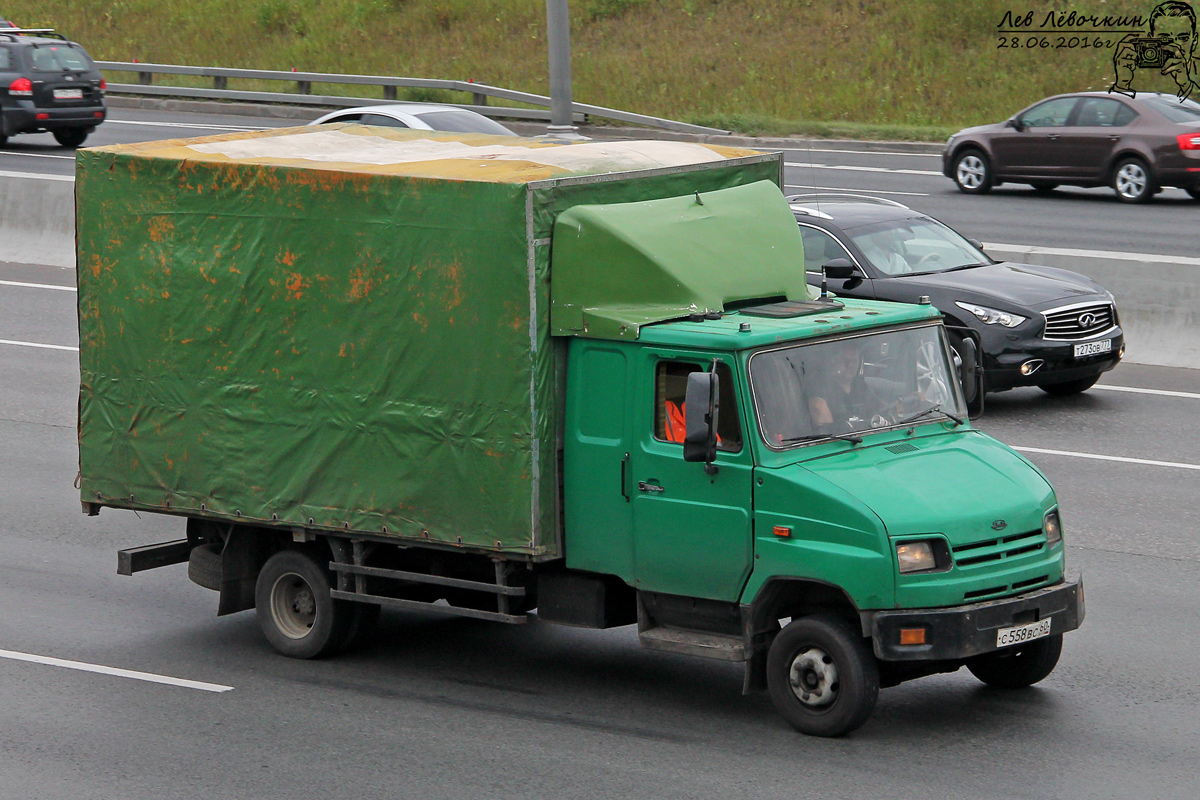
left=1005, top=118, right=1025, bottom=132
left=955, top=333, right=985, bottom=418
left=967, top=238, right=984, bottom=251
left=822, top=258, right=856, bottom=279
left=683, top=369, right=719, bottom=473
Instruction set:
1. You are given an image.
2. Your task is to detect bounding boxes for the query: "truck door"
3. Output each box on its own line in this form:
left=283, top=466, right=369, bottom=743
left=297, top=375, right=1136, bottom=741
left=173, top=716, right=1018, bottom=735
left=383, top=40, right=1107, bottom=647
left=630, top=352, right=754, bottom=602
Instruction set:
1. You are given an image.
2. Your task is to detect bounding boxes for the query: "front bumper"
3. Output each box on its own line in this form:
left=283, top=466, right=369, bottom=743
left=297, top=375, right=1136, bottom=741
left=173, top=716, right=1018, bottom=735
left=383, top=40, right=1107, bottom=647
left=864, top=574, right=1084, bottom=662
left=982, top=328, right=1124, bottom=391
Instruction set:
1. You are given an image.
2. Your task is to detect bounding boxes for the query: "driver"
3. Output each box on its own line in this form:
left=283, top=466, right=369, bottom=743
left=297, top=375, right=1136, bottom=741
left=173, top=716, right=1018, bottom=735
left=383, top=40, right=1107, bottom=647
left=857, top=229, right=912, bottom=275
left=808, top=340, right=881, bottom=433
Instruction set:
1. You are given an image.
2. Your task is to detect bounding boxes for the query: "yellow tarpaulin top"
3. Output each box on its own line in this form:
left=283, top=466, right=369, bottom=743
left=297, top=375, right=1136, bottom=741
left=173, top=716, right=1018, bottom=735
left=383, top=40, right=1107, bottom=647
left=86, top=124, right=762, bottom=183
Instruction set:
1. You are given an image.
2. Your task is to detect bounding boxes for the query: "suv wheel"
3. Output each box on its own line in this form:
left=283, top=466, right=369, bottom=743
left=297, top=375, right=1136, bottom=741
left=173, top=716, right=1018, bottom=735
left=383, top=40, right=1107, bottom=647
left=1187, top=187, right=1200, bottom=200
left=53, top=128, right=90, bottom=149
left=1112, top=157, right=1155, bottom=203
left=0, top=133, right=7, bottom=147
left=953, top=149, right=992, bottom=194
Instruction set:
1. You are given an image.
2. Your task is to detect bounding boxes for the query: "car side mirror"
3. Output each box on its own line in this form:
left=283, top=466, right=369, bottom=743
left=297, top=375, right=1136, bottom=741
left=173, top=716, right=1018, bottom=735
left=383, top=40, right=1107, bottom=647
left=683, top=369, right=719, bottom=473
left=967, top=238, right=984, bottom=251
left=955, top=333, right=985, bottom=418
left=822, top=258, right=857, bottom=279
left=1006, top=118, right=1025, bottom=132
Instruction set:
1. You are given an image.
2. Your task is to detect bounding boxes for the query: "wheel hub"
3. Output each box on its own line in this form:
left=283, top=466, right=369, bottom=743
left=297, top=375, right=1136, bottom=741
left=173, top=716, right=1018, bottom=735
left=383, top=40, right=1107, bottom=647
left=1116, top=165, right=1145, bottom=198
left=957, top=156, right=984, bottom=189
left=788, top=647, right=840, bottom=707
left=271, top=572, right=317, bottom=639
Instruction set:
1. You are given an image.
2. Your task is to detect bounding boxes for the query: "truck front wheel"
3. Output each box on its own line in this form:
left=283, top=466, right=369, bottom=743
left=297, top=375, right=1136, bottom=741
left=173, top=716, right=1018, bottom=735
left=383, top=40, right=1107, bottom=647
left=766, top=614, right=879, bottom=737
left=255, top=549, right=351, bottom=659
left=966, top=634, right=1062, bottom=688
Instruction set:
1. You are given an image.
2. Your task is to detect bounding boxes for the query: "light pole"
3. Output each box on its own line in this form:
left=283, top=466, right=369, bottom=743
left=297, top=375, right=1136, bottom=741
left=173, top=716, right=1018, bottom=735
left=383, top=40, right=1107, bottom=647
left=545, top=0, right=585, bottom=139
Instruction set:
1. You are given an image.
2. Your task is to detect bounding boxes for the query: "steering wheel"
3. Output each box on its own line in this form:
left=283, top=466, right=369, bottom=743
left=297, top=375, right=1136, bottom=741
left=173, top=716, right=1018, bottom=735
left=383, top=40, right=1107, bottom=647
left=915, top=252, right=943, bottom=267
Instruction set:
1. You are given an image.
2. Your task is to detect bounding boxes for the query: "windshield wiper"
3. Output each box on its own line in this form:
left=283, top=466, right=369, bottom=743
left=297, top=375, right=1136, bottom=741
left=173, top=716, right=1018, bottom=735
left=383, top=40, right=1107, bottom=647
left=781, top=432, right=864, bottom=445
left=897, top=404, right=964, bottom=427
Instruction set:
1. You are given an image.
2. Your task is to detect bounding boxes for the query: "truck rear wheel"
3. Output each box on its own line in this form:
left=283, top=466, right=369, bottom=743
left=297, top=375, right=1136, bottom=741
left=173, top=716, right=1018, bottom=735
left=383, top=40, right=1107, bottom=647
left=966, top=633, right=1062, bottom=688
left=766, top=614, right=879, bottom=737
left=255, top=549, right=351, bottom=659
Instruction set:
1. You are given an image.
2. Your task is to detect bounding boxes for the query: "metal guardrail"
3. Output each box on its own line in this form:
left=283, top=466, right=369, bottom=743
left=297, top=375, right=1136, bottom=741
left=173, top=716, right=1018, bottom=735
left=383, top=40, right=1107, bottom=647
left=96, top=62, right=730, bottom=136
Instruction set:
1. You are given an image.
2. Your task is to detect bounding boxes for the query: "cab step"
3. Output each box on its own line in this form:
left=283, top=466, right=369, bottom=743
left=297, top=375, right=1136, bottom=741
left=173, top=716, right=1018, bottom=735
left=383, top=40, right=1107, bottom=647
left=638, top=627, right=746, bottom=662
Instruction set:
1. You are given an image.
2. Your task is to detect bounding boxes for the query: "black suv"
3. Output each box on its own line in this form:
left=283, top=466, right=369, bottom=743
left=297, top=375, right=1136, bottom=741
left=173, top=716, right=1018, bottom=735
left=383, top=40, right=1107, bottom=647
left=789, top=194, right=1124, bottom=401
left=0, top=29, right=105, bottom=148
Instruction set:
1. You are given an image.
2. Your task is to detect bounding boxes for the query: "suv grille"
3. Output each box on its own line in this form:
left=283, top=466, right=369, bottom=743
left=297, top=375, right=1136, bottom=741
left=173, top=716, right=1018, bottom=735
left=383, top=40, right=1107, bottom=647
left=1042, top=302, right=1116, bottom=341
left=952, top=529, right=1044, bottom=567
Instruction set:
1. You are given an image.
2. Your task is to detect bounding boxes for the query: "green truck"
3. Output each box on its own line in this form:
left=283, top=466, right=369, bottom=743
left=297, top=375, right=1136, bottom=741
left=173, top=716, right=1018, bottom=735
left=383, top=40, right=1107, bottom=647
left=77, top=126, right=1083, bottom=736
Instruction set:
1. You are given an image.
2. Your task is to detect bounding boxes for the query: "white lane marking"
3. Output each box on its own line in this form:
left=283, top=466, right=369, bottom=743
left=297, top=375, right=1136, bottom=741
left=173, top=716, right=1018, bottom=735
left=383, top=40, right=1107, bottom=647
left=983, top=242, right=1200, bottom=267
left=0, top=279, right=76, bottom=292
left=785, top=147, right=942, bottom=158
left=0, top=150, right=75, bottom=160
left=0, top=648, right=233, bottom=693
left=1014, top=446, right=1200, bottom=471
left=0, top=169, right=73, bottom=182
left=1095, top=384, right=1200, bottom=400
left=106, top=119, right=260, bottom=132
left=784, top=183, right=929, bottom=197
left=785, top=161, right=943, bottom=177
left=0, top=338, right=78, bottom=352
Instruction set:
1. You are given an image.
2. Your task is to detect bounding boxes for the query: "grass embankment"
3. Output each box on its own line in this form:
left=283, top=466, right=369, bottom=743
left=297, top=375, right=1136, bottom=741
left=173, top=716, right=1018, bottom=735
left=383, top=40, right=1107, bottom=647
left=4, top=0, right=1185, bottom=140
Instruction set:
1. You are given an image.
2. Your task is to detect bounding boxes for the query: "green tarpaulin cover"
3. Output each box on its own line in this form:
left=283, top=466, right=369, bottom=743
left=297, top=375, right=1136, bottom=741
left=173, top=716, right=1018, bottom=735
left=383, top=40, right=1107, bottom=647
left=76, top=126, right=781, bottom=557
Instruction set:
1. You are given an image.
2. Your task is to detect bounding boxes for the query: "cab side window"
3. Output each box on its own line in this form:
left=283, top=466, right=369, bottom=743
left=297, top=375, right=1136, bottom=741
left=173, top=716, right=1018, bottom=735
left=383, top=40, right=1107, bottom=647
left=653, top=360, right=742, bottom=452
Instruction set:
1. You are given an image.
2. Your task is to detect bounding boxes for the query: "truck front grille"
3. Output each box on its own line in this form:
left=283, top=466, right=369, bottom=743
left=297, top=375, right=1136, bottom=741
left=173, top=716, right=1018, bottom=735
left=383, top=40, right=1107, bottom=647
left=1042, top=302, right=1116, bottom=341
left=963, top=575, right=1048, bottom=602
left=952, top=529, right=1044, bottom=567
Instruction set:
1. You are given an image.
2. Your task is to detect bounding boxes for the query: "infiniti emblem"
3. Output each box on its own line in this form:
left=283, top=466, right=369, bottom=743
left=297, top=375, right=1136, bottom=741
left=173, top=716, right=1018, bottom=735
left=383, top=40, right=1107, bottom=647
left=1078, top=312, right=1098, bottom=327
left=992, top=519, right=1007, bottom=531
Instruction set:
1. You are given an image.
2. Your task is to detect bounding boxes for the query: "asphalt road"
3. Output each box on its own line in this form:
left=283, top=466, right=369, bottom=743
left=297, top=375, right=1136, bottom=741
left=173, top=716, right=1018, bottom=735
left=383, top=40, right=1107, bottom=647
left=2, top=251, right=1200, bottom=799
left=2, top=105, right=1198, bottom=258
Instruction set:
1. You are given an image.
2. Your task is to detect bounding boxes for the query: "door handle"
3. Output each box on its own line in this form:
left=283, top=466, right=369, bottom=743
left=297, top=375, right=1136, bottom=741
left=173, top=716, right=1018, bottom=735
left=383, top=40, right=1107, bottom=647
left=620, top=453, right=630, bottom=502
left=1108, top=135, right=1120, bottom=142
left=1046, top=134, right=1059, bottom=140
left=638, top=481, right=664, bottom=494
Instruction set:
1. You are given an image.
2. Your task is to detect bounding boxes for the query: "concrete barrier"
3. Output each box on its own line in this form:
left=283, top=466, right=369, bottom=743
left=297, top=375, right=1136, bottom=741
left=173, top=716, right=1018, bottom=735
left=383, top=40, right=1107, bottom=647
left=983, top=243, right=1199, bottom=370
left=0, top=167, right=1194, bottom=369
left=0, top=171, right=75, bottom=269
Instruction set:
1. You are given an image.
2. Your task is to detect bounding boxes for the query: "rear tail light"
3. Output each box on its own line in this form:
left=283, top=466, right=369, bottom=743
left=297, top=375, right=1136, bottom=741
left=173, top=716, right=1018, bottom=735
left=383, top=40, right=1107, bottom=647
left=35, top=112, right=49, bottom=120
left=1177, top=132, right=1200, bottom=150
left=9, top=77, right=32, bottom=96
left=99, top=78, right=106, bottom=91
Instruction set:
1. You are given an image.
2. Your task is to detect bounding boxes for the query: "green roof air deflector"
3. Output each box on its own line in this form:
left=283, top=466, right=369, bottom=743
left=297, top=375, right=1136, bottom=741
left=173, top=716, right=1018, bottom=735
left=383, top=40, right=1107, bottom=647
left=550, top=180, right=815, bottom=340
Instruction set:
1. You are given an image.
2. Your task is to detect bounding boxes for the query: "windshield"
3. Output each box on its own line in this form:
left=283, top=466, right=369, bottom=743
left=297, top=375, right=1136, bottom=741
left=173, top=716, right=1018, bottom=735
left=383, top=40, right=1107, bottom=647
left=1140, top=94, right=1200, bottom=123
left=30, top=44, right=95, bottom=72
left=413, top=109, right=514, bottom=135
left=749, top=325, right=965, bottom=447
left=847, top=218, right=989, bottom=276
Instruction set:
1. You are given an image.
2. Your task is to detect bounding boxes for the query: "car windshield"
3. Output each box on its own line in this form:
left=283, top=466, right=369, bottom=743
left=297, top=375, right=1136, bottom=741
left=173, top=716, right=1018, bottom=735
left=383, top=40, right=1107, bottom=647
left=413, top=109, right=513, bottom=135
left=30, top=43, right=94, bottom=72
left=749, top=325, right=965, bottom=447
left=1139, top=94, right=1200, bottom=123
left=846, top=217, right=990, bottom=276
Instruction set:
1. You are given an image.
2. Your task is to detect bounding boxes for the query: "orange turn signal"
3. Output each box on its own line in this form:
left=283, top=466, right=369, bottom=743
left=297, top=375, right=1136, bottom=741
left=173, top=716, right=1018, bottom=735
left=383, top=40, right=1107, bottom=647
left=772, top=525, right=791, bottom=538
left=899, top=628, right=927, bottom=645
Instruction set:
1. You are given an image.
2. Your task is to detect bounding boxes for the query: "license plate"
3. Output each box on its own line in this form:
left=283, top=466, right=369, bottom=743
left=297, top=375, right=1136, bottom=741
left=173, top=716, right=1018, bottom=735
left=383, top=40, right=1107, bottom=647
left=996, top=618, right=1052, bottom=647
left=54, top=88, right=83, bottom=100
left=1073, top=339, right=1112, bottom=358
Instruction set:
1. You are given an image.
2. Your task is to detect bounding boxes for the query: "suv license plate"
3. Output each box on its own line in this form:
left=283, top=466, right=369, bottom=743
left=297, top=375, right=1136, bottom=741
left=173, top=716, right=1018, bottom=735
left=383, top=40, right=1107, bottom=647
left=54, top=88, right=84, bottom=100
left=996, top=618, right=1052, bottom=647
left=1074, top=339, right=1112, bottom=358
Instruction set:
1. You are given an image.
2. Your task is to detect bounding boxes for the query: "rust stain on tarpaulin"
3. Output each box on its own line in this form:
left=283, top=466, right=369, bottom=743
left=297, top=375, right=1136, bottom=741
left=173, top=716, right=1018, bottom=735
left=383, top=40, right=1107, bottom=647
left=147, top=217, right=174, bottom=243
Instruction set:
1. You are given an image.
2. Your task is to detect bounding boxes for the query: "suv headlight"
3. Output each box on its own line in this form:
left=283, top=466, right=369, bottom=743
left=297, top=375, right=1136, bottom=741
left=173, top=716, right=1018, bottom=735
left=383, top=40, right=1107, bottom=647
left=955, top=301, right=1026, bottom=328
left=1044, top=509, right=1062, bottom=546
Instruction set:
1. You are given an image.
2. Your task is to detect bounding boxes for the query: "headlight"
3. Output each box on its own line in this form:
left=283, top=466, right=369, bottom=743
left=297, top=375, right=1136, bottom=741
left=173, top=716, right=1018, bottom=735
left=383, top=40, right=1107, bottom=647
left=1044, top=509, right=1062, bottom=546
left=955, top=301, right=1027, bottom=328
left=896, top=541, right=937, bottom=573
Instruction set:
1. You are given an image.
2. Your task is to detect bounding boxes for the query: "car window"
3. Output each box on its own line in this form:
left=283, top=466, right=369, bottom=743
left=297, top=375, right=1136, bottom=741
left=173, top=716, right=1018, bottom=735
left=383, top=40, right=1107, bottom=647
left=30, top=44, right=94, bottom=72
left=412, top=109, right=514, bottom=135
left=798, top=226, right=854, bottom=273
left=846, top=218, right=989, bottom=276
left=1073, top=98, right=1134, bottom=127
left=0, top=47, right=9, bottom=70
left=1139, top=94, right=1200, bottom=123
left=318, top=113, right=362, bottom=124
left=360, top=113, right=409, bottom=128
left=653, top=360, right=741, bottom=451
left=1019, top=98, right=1078, bottom=128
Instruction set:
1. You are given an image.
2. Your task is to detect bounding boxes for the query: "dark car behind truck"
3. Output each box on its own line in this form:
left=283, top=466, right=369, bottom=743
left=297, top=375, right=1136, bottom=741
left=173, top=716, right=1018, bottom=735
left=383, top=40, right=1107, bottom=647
left=0, top=29, right=105, bottom=148
left=78, top=127, right=1083, bottom=736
